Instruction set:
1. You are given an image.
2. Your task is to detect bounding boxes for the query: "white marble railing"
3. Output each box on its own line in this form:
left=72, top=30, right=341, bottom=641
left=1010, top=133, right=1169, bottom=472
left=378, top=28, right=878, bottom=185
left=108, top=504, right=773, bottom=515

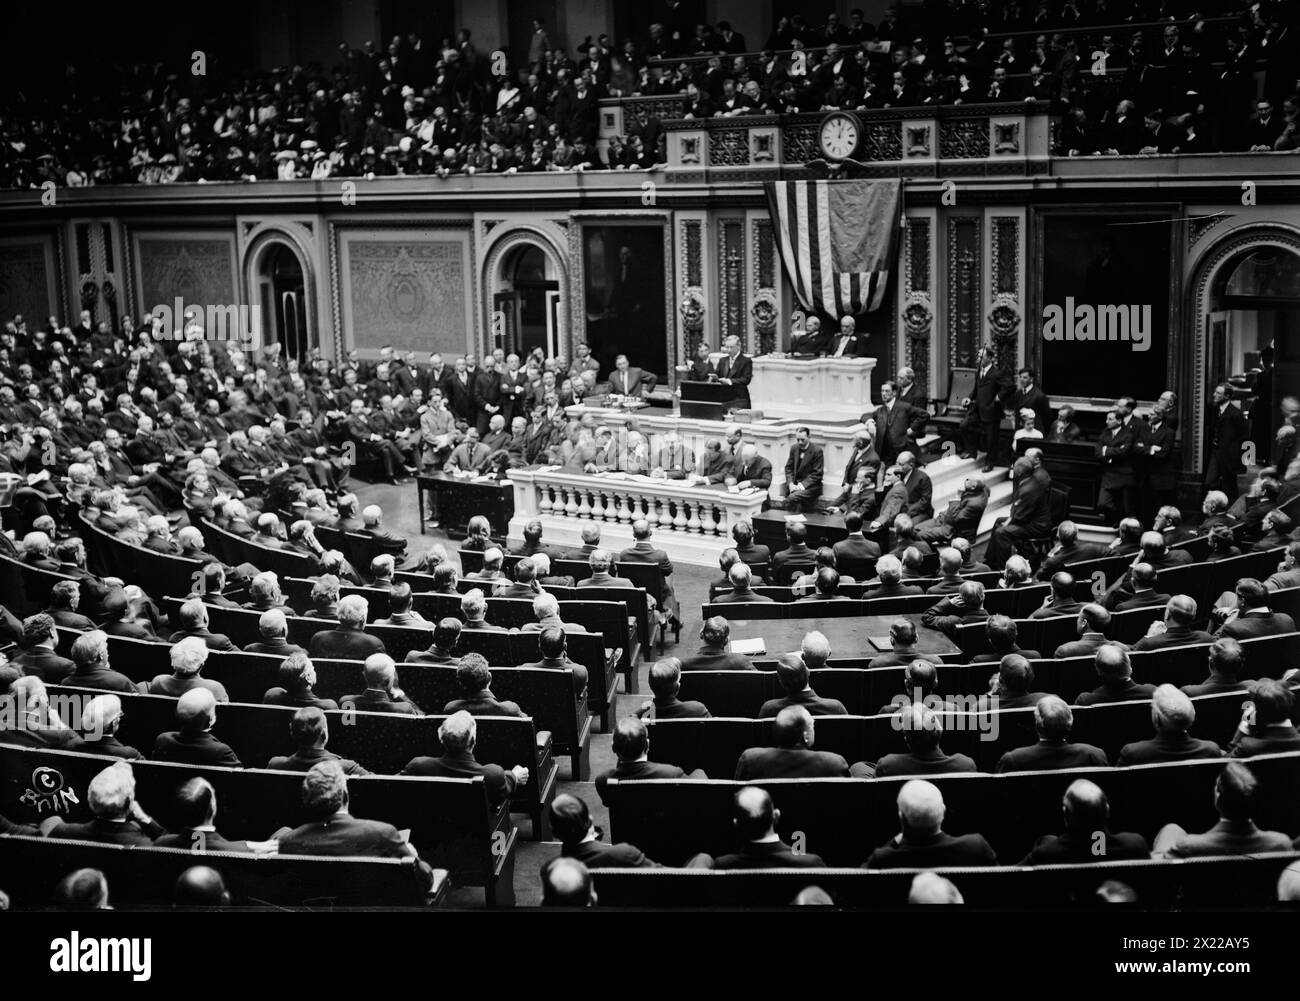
left=507, top=466, right=769, bottom=565
left=750, top=355, right=876, bottom=421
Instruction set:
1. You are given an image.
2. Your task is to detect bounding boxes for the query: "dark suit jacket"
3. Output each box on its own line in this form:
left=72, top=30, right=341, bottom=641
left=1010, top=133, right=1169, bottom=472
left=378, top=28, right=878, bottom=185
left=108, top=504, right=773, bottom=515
left=65, top=666, right=139, bottom=694
left=734, top=455, right=773, bottom=491
left=1117, top=731, right=1224, bottom=766
left=875, top=747, right=978, bottom=777
left=649, top=697, right=711, bottom=719
left=865, top=832, right=998, bottom=869
left=78, top=734, right=144, bottom=759
left=1216, top=610, right=1297, bottom=641
left=1074, top=678, right=1157, bottom=706
left=153, top=729, right=242, bottom=767
left=714, top=353, right=753, bottom=408
left=784, top=443, right=824, bottom=495
left=971, top=364, right=1014, bottom=421
left=402, top=750, right=516, bottom=810
left=594, top=759, right=689, bottom=800
left=1021, top=829, right=1150, bottom=865
left=246, top=638, right=308, bottom=657
left=562, top=838, right=657, bottom=868
left=44, top=817, right=161, bottom=846
left=340, top=688, right=420, bottom=715
left=266, top=746, right=368, bottom=775
left=997, top=740, right=1109, bottom=772
left=1162, top=819, right=1293, bottom=857
left=1008, top=469, right=1052, bottom=533
left=680, top=644, right=754, bottom=671
left=714, top=840, right=827, bottom=869
left=277, top=812, right=414, bottom=860
left=168, top=627, right=238, bottom=652
left=1036, top=541, right=1106, bottom=579
left=13, top=648, right=76, bottom=684
left=1229, top=724, right=1300, bottom=758
left=153, top=827, right=252, bottom=853
left=309, top=628, right=387, bottom=660
left=873, top=400, right=924, bottom=459
left=901, top=468, right=933, bottom=519
left=734, top=746, right=850, bottom=780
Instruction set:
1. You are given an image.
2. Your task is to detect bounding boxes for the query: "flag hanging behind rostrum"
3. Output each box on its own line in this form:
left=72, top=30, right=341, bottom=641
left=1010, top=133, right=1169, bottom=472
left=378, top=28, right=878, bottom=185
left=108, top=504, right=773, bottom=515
left=764, top=178, right=902, bottom=315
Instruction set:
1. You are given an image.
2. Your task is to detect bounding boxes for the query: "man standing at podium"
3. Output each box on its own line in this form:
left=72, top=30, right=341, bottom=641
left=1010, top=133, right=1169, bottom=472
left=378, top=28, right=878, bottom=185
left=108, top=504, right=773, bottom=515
left=782, top=427, right=824, bottom=513
left=715, top=334, right=752, bottom=409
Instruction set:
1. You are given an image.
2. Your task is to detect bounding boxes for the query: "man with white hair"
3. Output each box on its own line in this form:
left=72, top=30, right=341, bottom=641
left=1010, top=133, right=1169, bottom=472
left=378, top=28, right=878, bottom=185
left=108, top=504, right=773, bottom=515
left=168, top=598, right=239, bottom=651
left=341, top=653, right=421, bottom=715
left=655, top=430, right=696, bottom=479
left=308, top=594, right=386, bottom=659
left=865, top=780, right=998, bottom=869
left=368, top=553, right=397, bottom=586
left=152, top=689, right=241, bottom=766
left=242, top=571, right=288, bottom=612
left=361, top=503, right=407, bottom=559
left=142, top=514, right=180, bottom=554
left=245, top=608, right=306, bottom=656
left=148, top=636, right=230, bottom=701
left=67, top=630, right=137, bottom=693
left=0, top=676, right=83, bottom=750
left=42, top=762, right=164, bottom=845
left=521, top=592, right=583, bottom=633
left=402, top=709, right=529, bottom=810
left=908, top=872, right=965, bottom=904
left=79, top=695, right=143, bottom=759
left=460, top=588, right=505, bottom=631
left=994, top=696, right=1109, bottom=772
left=1116, top=685, right=1225, bottom=765
left=467, top=546, right=507, bottom=583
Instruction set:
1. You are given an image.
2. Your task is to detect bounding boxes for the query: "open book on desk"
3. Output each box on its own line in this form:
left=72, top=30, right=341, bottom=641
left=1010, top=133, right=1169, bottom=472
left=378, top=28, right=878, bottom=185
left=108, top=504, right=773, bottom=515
left=730, top=637, right=766, bottom=657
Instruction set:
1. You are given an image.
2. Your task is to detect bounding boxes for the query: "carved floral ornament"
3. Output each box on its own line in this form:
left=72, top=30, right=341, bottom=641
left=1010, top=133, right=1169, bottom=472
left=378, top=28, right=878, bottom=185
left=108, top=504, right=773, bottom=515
left=679, top=285, right=705, bottom=332
left=902, top=291, right=933, bottom=339
left=987, top=292, right=1021, bottom=342
left=750, top=289, right=778, bottom=331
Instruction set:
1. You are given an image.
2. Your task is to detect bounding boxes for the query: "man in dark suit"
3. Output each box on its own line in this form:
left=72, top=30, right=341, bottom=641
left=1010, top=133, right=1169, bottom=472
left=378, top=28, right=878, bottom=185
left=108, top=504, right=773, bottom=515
left=996, top=696, right=1109, bottom=772
left=897, top=451, right=933, bottom=520
left=731, top=444, right=773, bottom=499
left=986, top=456, right=1052, bottom=569
left=712, top=562, right=774, bottom=604
left=340, top=654, right=422, bottom=715
left=11, top=613, right=75, bottom=683
left=1010, top=368, right=1052, bottom=437
left=594, top=716, right=702, bottom=801
left=960, top=346, right=1014, bottom=471
left=1054, top=604, right=1124, bottom=659
left=1029, top=572, right=1086, bottom=620
left=758, top=653, right=848, bottom=718
left=636, top=657, right=711, bottom=720
left=969, top=613, right=1041, bottom=663
left=832, top=511, right=881, bottom=567
left=822, top=315, right=861, bottom=358
left=272, top=761, right=436, bottom=891
left=1019, top=779, right=1150, bottom=864
left=151, top=778, right=252, bottom=853
left=1075, top=644, right=1156, bottom=706
left=875, top=705, right=978, bottom=777
left=442, top=654, right=524, bottom=717
left=550, top=793, right=659, bottom=867
left=1215, top=578, right=1298, bottom=640
left=730, top=519, right=772, bottom=570
left=618, top=519, right=678, bottom=623
left=1036, top=521, right=1105, bottom=580
left=920, top=580, right=989, bottom=638
left=771, top=521, right=817, bottom=581
left=1228, top=679, right=1300, bottom=757
left=41, top=760, right=165, bottom=845
left=1095, top=408, right=1139, bottom=525
left=152, top=689, right=242, bottom=766
left=65, top=632, right=138, bottom=695
left=712, top=786, right=827, bottom=869
left=680, top=616, right=755, bottom=671
left=401, top=711, right=528, bottom=810
left=266, top=707, right=369, bottom=775
left=1133, top=595, right=1216, bottom=652
left=714, top=334, right=753, bottom=409
left=608, top=354, right=655, bottom=399
left=781, top=427, right=824, bottom=512
left=982, top=654, right=1050, bottom=710
left=1204, top=382, right=1249, bottom=501
left=866, top=618, right=923, bottom=668
left=1116, top=685, right=1225, bottom=766
left=870, top=381, right=927, bottom=468
left=865, top=779, right=998, bottom=869
left=167, top=599, right=239, bottom=652
left=308, top=594, right=387, bottom=660
left=735, top=706, right=852, bottom=779
left=1152, top=762, right=1293, bottom=857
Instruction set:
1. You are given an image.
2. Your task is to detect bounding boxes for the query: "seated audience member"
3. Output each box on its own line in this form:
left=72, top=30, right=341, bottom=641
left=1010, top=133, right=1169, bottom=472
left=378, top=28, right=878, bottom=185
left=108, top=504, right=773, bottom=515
left=272, top=762, right=435, bottom=891
left=12, top=613, right=75, bottom=683
left=267, top=706, right=368, bottom=775
left=952, top=536, right=990, bottom=574
left=467, top=547, right=508, bottom=583
left=406, top=617, right=463, bottom=665
left=66, top=630, right=137, bottom=693
left=908, top=872, right=966, bottom=904
left=245, top=608, right=306, bottom=656
left=713, top=562, right=774, bottom=604
left=731, top=519, right=772, bottom=569
left=1109, top=563, right=1170, bottom=611
left=173, top=867, right=231, bottom=906
left=51, top=868, right=113, bottom=908
left=1117, top=685, right=1225, bottom=765
left=1215, top=579, right=1297, bottom=640
left=401, top=710, right=528, bottom=810
left=1253, top=510, right=1295, bottom=552
left=1106, top=518, right=1143, bottom=557
left=341, top=653, right=422, bottom=715
left=595, top=716, right=701, bottom=799
left=1264, top=541, right=1300, bottom=591
left=443, top=654, right=524, bottom=717
left=262, top=651, right=338, bottom=710
left=46, top=580, right=95, bottom=630
left=680, top=616, right=754, bottom=671
left=1036, top=521, right=1104, bottom=579
left=550, top=792, right=659, bottom=868
left=1030, top=573, right=1085, bottom=619
left=305, top=575, right=342, bottom=618
left=735, top=706, right=852, bottom=779
left=149, top=637, right=230, bottom=702
left=1152, top=762, right=1292, bottom=857
left=1054, top=604, right=1123, bottom=659
left=798, top=630, right=837, bottom=673
left=1019, top=779, right=1150, bottom=865
left=1074, top=644, right=1157, bottom=706
left=771, top=521, right=817, bottom=581
left=565, top=524, right=602, bottom=561
left=865, top=780, right=998, bottom=869
left=495, top=557, right=542, bottom=599
left=460, top=588, right=505, bottom=631
left=797, top=566, right=846, bottom=601
left=308, top=594, right=387, bottom=659
left=152, top=689, right=242, bottom=766
left=878, top=659, right=958, bottom=715
left=920, top=580, right=989, bottom=637
left=532, top=552, right=574, bottom=589
left=41, top=761, right=164, bottom=845
left=360, top=504, right=407, bottom=559
left=995, top=696, right=1108, bottom=772
left=0, top=676, right=83, bottom=751
left=167, top=599, right=239, bottom=652
left=375, top=583, right=430, bottom=627
left=540, top=857, right=597, bottom=907
left=520, top=626, right=589, bottom=693
left=970, top=614, right=1041, bottom=663
left=1181, top=638, right=1249, bottom=697
left=368, top=554, right=397, bottom=588
left=867, top=619, right=922, bottom=668
left=636, top=657, right=711, bottom=720
left=890, top=516, right=933, bottom=560
left=711, top=786, right=828, bottom=870
left=1229, top=679, right=1300, bottom=757
left=1132, top=595, right=1215, bottom=651
left=78, top=695, right=143, bottom=759
left=899, top=547, right=927, bottom=581
left=833, top=511, right=881, bottom=564
left=792, top=547, right=853, bottom=593
left=926, top=548, right=965, bottom=595
left=875, top=705, right=977, bottom=777
left=152, top=778, right=252, bottom=853
left=1204, top=525, right=1242, bottom=562
left=759, top=653, right=848, bottom=718
left=983, top=654, right=1050, bottom=710
left=428, top=562, right=461, bottom=595
left=510, top=519, right=558, bottom=560
left=241, top=571, right=288, bottom=612
left=520, top=592, right=581, bottom=633
left=865, top=554, right=923, bottom=597
left=999, top=555, right=1034, bottom=590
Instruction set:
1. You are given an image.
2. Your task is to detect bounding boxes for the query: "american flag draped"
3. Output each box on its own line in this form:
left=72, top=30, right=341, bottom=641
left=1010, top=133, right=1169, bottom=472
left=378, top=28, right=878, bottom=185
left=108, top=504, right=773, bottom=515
left=764, top=179, right=902, bottom=316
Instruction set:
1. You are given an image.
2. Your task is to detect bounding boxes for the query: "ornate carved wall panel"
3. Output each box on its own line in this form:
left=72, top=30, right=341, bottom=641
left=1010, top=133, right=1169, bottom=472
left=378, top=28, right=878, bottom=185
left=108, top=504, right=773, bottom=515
left=718, top=218, right=745, bottom=347
left=901, top=218, right=934, bottom=391
left=989, top=215, right=1022, bottom=370
left=337, top=231, right=473, bottom=358
left=134, top=235, right=236, bottom=317
left=0, top=237, right=58, bottom=325
left=947, top=216, right=982, bottom=370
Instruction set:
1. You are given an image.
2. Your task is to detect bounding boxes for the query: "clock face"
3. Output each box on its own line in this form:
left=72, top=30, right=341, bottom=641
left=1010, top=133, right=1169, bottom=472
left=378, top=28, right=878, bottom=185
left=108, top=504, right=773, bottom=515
left=819, top=114, right=860, bottom=160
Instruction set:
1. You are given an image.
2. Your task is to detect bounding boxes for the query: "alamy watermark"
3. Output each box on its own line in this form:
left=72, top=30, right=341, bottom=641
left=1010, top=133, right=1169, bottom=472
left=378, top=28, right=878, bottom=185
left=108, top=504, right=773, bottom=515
left=1042, top=298, right=1152, bottom=353
left=149, top=297, right=262, bottom=350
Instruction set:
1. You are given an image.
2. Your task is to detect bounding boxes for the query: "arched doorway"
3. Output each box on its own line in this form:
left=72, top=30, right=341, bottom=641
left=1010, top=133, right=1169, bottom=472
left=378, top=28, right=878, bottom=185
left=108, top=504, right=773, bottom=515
left=1204, top=244, right=1300, bottom=467
left=254, top=242, right=312, bottom=362
left=493, top=243, right=561, bottom=359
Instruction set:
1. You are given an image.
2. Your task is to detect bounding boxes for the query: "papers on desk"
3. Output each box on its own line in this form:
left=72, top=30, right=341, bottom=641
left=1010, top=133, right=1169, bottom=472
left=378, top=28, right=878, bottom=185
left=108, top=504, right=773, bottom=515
left=730, top=637, right=766, bottom=657
left=868, top=636, right=894, bottom=651
left=783, top=513, right=807, bottom=523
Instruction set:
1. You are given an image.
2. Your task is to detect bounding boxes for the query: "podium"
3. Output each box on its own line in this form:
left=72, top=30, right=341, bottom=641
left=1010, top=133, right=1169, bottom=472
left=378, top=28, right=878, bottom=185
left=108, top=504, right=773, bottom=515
left=680, top=380, right=735, bottom=420
left=749, top=355, right=876, bottom=421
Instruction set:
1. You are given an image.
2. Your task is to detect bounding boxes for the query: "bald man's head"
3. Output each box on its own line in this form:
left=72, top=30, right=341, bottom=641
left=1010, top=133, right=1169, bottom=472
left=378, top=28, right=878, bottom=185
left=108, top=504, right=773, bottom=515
left=732, top=785, right=777, bottom=842
left=897, top=780, right=945, bottom=838
left=771, top=705, right=814, bottom=749
left=541, top=857, right=596, bottom=907
left=1063, top=778, right=1109, bottom=834
left=174, top=865, right=230, bottom=907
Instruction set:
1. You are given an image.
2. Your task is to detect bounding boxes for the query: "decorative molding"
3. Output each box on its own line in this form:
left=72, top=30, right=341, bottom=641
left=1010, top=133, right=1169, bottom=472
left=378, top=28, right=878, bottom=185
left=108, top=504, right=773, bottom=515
left=680, top=284, right=706, bottom=355
left=908, top=218, right=931, bottom=293
left=947, top=216, right=982, bottom=371
left=940, top=119, right=991, bottom=159
left=993, top=121, right=1021, bottom=155
left=751, top=129, right=776, bottom=162
left=709, top=129, right=751, bottom=166
left=754, top=219, right=775, bottom=288
left=481, top=224, right=569, bottom=358
left=679, top=135, right=702, bottom=164
left=905, top=125, right=932, bottom=158
left=991, top=216, right=1020, bottom=296
left=862, top=122, right=903, bottom=161
left=718, top=218, right=745, bottom=346
left=1188, top=213, right=1227, bottom=248
left=683, top=220, right=702, bottom=287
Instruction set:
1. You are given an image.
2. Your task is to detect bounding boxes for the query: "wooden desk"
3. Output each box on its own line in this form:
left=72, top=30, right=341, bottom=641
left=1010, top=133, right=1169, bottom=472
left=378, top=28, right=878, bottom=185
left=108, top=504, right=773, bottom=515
left=724, top=613, right=958, bottom=659
left=417, top=473, right=513, bottom=538
left=752, top=510, right=850, bottom=551
left=1015, top=439, right=1101, bottom=521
